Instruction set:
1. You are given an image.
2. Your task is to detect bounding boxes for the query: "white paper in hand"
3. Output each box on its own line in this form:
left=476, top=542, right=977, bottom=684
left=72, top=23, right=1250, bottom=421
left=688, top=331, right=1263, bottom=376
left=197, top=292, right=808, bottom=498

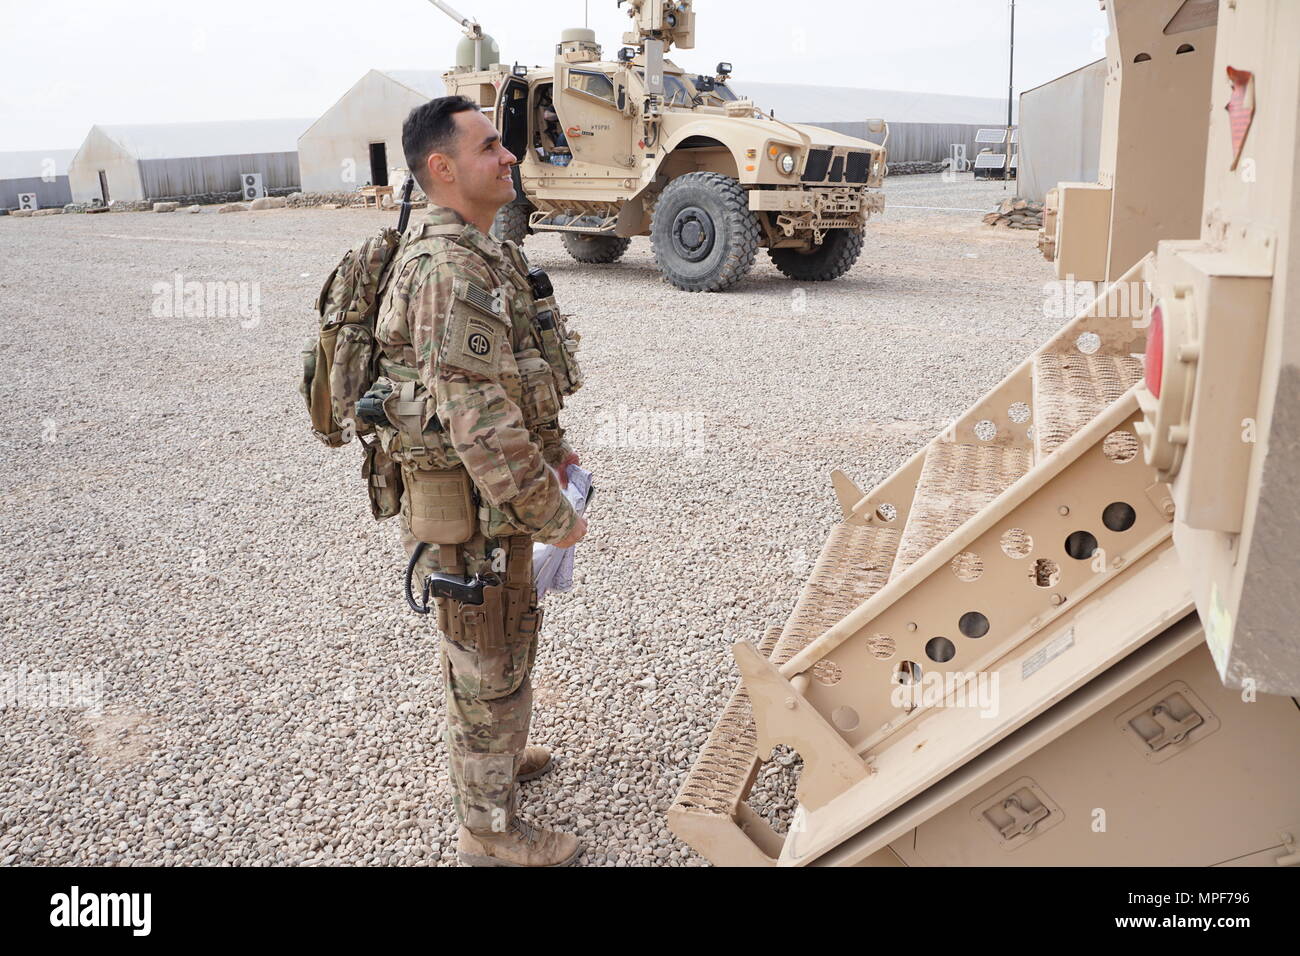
left=532, top=464, right=593, bottom=600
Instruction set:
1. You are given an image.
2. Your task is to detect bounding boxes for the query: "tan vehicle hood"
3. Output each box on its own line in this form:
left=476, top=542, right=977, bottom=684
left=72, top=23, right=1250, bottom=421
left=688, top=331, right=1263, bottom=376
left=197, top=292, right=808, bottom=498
left=660, top=112, right=884, bottom=154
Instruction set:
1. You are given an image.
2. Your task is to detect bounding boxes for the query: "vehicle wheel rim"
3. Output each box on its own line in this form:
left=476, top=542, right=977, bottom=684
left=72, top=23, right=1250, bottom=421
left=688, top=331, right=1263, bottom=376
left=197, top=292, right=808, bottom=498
left=671, top=206, right=715, bottom=262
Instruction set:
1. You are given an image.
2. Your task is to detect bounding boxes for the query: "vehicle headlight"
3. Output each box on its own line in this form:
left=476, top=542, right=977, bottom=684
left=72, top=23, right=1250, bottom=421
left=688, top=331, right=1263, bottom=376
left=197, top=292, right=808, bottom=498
left=779, top=153, right=796, bottom=174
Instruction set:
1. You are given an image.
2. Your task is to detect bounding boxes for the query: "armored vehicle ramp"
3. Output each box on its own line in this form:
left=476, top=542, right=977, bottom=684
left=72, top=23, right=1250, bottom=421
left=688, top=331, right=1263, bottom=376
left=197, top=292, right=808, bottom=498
left=668, top=259, right=1300, bottom=866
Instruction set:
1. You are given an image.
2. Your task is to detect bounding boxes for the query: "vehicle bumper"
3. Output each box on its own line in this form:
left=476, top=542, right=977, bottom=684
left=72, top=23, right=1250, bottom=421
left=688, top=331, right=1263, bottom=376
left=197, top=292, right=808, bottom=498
left=748, top=186, right=885, bottom=234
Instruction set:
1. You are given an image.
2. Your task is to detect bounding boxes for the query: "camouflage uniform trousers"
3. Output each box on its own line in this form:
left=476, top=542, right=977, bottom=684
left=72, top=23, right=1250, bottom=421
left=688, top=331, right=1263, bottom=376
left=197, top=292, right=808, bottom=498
left=406, top=526, right=542, bottom=834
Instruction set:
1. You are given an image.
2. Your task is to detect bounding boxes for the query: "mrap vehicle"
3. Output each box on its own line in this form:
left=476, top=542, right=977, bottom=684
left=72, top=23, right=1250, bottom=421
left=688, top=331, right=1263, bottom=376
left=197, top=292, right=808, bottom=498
left=429, top=0, right=887, bottom=292
left=669, top=0, right=1300, bottom=866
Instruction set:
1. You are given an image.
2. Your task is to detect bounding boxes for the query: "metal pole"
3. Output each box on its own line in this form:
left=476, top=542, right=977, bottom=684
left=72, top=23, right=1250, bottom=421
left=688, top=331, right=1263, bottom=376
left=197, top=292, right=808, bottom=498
left=1006, top=0, right=1015, bottom=184
left=1007, top=0, right=1015, bottom=129
left=427, top=0, right=478, bottom=35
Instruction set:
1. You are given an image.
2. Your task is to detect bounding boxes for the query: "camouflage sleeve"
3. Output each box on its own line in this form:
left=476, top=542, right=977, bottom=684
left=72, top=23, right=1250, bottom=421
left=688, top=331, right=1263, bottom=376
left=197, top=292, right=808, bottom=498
left=410, top=252, right=578, bottom=545
left=538, top=425, right=573, bottom=469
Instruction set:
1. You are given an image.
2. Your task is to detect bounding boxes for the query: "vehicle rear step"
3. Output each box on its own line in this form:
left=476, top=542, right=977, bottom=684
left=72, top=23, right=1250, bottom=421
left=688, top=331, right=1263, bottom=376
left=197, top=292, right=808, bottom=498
left=891, top=443, right=1031, bottom=576
left=1033, top=353, right=1143, bottom=458
left=668, top=522, right=899, bottom=864
left=671, top=260, right=1164, bottom=864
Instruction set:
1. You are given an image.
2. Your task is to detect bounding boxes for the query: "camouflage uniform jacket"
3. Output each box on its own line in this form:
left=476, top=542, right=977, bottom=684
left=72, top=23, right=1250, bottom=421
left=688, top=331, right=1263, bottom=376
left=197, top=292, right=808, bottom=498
left=375, top=205, right=579, bottom=547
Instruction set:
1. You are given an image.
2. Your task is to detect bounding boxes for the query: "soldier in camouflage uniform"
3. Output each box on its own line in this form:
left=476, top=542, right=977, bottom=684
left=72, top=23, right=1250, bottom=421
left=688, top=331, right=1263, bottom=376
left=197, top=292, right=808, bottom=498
left=374, top=96, right=587, bottom=866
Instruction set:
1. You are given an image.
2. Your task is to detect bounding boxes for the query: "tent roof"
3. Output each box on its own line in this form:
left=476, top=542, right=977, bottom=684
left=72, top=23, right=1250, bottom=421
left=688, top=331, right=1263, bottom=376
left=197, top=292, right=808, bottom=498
left=1021, top=57, right=1106, bottom=97
left=93, top=118, right=314, bottom=160
left=0, top=148, right=77, bottom=180
left=378, top=70, right=447, bottom=100
left=737, top=80, right=1014, bottom=125
left=298, top=70, right=447, bottom=142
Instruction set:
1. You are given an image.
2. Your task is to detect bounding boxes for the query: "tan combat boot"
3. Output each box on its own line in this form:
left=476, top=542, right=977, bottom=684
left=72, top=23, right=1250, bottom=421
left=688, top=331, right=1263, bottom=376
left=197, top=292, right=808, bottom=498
left=516, top=745, right=553, bottom=781
left=458, top=817, right=582, bottom=867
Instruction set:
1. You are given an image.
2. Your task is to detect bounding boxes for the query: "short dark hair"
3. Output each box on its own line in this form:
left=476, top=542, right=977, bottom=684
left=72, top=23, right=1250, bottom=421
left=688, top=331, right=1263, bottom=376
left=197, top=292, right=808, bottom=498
left=402, top=95, right=480, bottom=192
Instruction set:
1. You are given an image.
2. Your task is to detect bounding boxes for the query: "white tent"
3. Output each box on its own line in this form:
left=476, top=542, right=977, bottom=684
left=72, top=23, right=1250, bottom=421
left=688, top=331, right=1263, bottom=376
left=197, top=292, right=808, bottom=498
left=297, top=70, right=446, bottom=193
left=1017, top=59, right=1107, bottom=202
left=0, top=148, right=76, bottom=210
left=67, top=118, right=311, bottom=204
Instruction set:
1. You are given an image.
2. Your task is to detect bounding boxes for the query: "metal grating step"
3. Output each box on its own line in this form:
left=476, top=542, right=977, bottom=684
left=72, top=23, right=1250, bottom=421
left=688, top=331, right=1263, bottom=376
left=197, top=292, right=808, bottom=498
left=671, top=522, right=899, bottom=820
left=769, top=522, right=900, bottom=667
left=1034, top=353, right=1143, bottom=458
left=670, top=625, right=781, bottom=818
left=892, top=442, right=1032, bottom=577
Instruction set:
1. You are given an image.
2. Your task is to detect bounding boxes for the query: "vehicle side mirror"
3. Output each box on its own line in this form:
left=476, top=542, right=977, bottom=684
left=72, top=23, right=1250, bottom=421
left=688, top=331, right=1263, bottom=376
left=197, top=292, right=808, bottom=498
left=866, top=117, right=887, bottom=134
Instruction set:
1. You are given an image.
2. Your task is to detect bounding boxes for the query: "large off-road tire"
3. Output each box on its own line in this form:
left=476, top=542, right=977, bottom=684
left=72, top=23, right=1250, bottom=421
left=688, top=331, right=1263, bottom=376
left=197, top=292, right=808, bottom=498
left=649, top=171, right=761, bottom=292
left=492, top=200, right=533, bottom=245
left=561, top=232, right=631, bottom=264
left=768, top=228, right=865, bottom=281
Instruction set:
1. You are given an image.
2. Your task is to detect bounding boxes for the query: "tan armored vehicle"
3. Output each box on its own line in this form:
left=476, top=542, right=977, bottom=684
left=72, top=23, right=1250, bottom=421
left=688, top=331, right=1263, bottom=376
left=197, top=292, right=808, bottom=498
left=670, top=0, right=1300, bottom=866
left=430, top=0, right=887, bottom=291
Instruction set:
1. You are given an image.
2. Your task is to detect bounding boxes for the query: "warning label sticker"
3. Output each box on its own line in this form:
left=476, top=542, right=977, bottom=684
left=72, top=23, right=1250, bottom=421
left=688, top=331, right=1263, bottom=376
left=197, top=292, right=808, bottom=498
left=1021, top=627, right=1075, bottom=681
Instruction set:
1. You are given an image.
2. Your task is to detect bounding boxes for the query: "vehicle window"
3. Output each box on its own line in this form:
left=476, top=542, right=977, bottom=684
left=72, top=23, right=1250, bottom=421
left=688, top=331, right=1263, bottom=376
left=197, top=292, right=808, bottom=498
left=713, top=82, right=739, bottom=102
left=568, top=69, right=615, bottom=104
left=636, top=70, right=693, bottom=106
left=663, top=74, right=690, bottom=105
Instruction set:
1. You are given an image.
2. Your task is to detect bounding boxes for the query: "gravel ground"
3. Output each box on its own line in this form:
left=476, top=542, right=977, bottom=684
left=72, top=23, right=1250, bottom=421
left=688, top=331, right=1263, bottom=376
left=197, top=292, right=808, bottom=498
left=0, top=173, right=1053, bottom=866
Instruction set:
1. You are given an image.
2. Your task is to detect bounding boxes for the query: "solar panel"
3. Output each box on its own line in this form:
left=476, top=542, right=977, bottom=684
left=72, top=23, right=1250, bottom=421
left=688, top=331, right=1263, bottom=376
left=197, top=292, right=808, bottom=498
left=1009, top=153, right=1019, bottom=168
left=1010, top=128, right=1019, bottom=143
left=975, top=128, right=1007, bottom=144
left=974, top=152, right=1008, bottom=168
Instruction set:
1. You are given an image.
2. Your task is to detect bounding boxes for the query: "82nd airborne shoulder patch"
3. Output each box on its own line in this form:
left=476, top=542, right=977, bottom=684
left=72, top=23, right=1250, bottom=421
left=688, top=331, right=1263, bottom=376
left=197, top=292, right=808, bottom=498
left=466, top=327, right=492, bottom=357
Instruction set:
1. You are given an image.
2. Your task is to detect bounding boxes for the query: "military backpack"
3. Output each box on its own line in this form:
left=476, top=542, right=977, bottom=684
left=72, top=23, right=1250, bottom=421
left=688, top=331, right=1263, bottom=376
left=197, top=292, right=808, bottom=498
left=299, top=227, right=402, bottom=447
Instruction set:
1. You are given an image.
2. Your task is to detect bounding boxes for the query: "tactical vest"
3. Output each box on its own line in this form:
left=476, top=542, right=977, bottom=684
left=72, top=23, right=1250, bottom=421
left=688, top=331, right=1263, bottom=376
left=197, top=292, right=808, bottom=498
left=368, top=220, right=582, bottom=538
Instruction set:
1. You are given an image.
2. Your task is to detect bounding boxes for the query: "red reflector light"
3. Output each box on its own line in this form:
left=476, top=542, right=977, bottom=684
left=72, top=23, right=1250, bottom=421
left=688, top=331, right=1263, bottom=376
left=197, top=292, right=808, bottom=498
left=1145, top=304, right=1164, bottom=398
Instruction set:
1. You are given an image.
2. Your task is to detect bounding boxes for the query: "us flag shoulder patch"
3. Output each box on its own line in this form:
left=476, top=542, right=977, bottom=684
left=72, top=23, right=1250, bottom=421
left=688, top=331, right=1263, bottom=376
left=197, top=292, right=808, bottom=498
left=457, top=277, right=504, bottom=318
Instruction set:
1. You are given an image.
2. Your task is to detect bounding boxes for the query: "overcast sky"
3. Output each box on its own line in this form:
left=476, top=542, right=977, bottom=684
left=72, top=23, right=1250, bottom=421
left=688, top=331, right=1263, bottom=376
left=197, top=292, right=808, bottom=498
left=1, top=0, right=1107, bottom=152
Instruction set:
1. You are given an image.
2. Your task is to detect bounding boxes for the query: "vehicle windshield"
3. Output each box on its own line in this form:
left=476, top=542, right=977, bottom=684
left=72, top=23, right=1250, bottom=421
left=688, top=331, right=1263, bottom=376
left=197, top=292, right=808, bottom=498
left=635, top=70, right=742, bottom=108
left=637, top=70, right=694, bottom=107
left=664, top=74, right=692, bottom=105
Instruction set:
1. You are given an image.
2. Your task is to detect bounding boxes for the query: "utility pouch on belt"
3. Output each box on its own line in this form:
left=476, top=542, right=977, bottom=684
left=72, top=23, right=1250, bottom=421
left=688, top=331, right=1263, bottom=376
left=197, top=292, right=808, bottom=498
left=361, top=438, right=403, bottom=520
left=402, top=465, right=476, bottom=545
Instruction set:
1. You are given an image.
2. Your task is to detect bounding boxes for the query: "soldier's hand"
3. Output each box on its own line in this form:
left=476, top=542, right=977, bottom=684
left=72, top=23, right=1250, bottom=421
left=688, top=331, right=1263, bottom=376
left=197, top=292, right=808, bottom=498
left=557, top=451, right=581, bottom=489
left=554, top=515, right=587, bottom=550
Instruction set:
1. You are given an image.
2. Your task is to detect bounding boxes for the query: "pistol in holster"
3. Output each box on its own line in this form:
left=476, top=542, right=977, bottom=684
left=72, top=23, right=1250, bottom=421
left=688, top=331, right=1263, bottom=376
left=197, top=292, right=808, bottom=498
left=405, top=542, right=501, bottom=614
